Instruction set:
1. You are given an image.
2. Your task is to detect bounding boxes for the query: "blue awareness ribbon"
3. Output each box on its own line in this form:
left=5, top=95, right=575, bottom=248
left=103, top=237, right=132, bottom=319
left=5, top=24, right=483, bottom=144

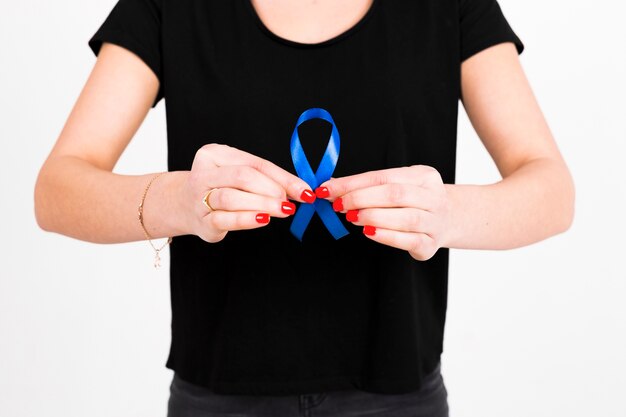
left=289, top=108, right=350, bottom=241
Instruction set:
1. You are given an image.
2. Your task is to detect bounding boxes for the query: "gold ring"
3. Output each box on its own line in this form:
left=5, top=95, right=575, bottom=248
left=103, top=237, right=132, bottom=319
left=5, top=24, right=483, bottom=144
left=202, top=188, right=219, bottom=212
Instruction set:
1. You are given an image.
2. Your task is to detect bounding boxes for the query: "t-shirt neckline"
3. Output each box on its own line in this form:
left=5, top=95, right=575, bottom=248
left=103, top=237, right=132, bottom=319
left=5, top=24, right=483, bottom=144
left=243, top=0, right=379, bottom=49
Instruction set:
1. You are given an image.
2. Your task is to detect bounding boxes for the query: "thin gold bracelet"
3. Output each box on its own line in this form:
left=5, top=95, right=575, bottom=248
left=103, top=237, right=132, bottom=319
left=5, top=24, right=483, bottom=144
left=138, top=172, right=172, bottom=269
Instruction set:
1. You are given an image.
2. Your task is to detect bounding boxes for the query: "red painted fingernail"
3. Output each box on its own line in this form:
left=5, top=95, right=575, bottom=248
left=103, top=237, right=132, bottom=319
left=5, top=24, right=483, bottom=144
left=256, top=213, right=270, bottom=223
left=281, top=201, right=296, bottom=215
left=332, top=197, right=343, bottom=212
left=346, top=209, right=359, bottom=222
left=315, top=186, right=330, bottom=198
left=300, top=189, right=316, bottom=203
left=363, top=225, right=376, bottom=236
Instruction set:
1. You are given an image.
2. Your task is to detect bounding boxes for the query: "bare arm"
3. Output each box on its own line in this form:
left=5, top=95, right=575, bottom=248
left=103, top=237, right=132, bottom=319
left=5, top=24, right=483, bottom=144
left=444, top=42, right=575, bottom=250
left=318, top=42, right=575, bottom=260
left=34, top=43, right=187, bottom=243
left=34, top=43, right=311, bottom=244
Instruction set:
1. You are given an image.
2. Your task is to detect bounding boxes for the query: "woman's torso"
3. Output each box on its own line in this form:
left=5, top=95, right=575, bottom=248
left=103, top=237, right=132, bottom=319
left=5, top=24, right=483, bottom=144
left=162, top=0, right=457, bottom=395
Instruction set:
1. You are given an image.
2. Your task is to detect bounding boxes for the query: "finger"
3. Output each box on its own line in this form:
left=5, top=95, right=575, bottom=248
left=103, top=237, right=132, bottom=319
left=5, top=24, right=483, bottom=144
left=343, top=208, right=435, bottom=235
left=202, top=210, right=272, bottom=233
left=360, top=226, right=437, bottom=261
left=205, top=187, right=296, bottom=218
left=334, top=184, right=437, bottom=212
left=205, top=165, right=287, bottom=199
left=252, top=157, right=317, bottom=203
left=216, top=144, right=315, bottom=203
left=318, top=165, right=438, bottom=197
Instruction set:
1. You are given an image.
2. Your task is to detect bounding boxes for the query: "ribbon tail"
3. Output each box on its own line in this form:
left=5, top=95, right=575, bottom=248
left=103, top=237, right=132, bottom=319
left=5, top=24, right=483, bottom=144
left=315, top=200, right=350, bottom=240
left=289, top=203, right=316, bottom=241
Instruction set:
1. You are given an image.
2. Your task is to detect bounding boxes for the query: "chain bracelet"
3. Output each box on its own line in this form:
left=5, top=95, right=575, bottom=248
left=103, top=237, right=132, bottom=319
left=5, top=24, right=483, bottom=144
left=138, top=172, right=172, bottom=268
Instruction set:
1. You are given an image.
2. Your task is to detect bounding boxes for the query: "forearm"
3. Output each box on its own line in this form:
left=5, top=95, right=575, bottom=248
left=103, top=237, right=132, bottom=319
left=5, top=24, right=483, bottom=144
left=34, top=155, right=190, bottom=244
left=444, top=157, right=575, bottom=250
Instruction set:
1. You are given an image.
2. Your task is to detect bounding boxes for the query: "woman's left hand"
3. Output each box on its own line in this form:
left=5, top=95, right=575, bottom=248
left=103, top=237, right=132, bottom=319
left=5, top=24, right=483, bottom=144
left=317, top=165, right=451, bottom=261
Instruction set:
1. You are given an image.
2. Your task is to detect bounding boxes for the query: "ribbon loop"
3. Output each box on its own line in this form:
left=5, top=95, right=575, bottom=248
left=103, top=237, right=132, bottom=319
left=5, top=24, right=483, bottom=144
left=290, top=108, right=349, bottom=241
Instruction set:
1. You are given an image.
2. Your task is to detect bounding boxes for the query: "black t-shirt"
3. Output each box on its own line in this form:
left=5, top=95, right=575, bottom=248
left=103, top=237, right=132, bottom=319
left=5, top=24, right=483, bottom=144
left=89, top=0, right=523, bottom=395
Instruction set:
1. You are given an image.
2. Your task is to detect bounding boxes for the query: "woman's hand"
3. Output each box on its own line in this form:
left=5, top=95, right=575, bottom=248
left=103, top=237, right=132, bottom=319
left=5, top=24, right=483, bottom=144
left=317, top=165, right=451, bottom=261
left=179, top=143, right=316, bottom=243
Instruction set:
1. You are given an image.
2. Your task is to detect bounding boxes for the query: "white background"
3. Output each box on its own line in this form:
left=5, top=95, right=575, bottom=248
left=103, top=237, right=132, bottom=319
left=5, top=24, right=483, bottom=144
left=1, top=0, right=625, bottom=416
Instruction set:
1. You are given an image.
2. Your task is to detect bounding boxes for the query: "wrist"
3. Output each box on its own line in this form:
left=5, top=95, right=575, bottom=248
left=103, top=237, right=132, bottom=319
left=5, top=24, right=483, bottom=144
left=170, top=170, right=194, bottom=236
left=147, top=170, right=192, bottom=237
left=441, top=183, right=464, bottom=249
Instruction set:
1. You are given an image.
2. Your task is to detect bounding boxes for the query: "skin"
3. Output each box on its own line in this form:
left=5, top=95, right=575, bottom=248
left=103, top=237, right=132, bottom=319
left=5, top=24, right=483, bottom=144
left=34, top=0, right=574, bottom=260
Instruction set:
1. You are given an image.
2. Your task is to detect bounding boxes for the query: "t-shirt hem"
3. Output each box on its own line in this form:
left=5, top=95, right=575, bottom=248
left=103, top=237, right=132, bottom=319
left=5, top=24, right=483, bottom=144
left=165, top=361, right=441, bottom=396
left=461, top=37, right=525, bottom=63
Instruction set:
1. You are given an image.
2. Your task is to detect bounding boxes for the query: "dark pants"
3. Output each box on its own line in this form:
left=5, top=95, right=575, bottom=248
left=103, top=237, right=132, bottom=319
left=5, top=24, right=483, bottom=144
left=167, top=363, right=449, bottom=417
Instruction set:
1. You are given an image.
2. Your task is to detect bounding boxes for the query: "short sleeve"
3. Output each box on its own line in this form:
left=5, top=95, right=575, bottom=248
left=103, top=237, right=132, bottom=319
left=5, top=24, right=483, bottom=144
left=88, top=0, right=164, bottom=107
left=459, top=0, right=525, bottom=62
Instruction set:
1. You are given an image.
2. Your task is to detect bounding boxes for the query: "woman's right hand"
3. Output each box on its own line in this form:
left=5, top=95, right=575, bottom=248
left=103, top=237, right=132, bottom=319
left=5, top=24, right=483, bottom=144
left=179, top=143, right=317, bottom=243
